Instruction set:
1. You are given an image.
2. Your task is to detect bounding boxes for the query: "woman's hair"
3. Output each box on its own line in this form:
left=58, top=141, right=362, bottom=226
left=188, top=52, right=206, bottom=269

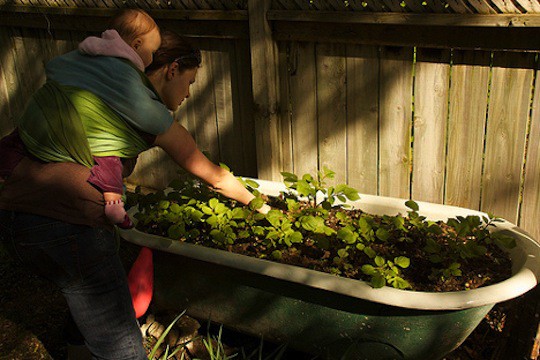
left=109, top=9, right=158, bottom=44
left=146, top=30, right=202, bottom=74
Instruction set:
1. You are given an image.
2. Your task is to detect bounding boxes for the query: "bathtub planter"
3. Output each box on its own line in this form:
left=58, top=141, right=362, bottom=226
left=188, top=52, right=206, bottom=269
left=119, top=179, right=540, bottom=360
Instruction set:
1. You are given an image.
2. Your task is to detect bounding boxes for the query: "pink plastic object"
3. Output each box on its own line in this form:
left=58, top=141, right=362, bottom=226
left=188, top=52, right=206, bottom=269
left=127, top=247, right=153, bottom=318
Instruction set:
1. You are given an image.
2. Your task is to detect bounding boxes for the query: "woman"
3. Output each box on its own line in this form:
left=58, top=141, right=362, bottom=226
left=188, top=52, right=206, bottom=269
left=0, top=29, right=264, bottom=359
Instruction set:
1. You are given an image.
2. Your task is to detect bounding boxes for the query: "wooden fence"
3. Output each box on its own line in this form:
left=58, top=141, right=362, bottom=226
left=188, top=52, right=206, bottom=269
left=0, top=1, right=539, bottom=244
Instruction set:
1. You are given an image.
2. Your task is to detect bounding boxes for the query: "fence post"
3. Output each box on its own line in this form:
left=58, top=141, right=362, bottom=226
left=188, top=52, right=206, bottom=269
left=248, top=0, right=282, bottom=181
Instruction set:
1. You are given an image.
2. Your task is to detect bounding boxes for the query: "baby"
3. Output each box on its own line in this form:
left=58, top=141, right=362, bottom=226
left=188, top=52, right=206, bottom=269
left=79, top=9, right=162, bottom=228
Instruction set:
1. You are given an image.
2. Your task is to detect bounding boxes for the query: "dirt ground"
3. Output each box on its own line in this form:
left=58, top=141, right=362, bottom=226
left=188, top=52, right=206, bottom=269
left=0, top=241, right=531, bottom=360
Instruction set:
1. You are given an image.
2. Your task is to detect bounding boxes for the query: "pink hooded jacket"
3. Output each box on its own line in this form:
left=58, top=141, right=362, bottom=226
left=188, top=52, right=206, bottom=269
left=78, top=29, right=145, bottom=72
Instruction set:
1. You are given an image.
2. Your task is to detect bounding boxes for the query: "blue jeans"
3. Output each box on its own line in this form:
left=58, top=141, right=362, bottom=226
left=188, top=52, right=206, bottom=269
left=0, top=210, right=146, bottom=360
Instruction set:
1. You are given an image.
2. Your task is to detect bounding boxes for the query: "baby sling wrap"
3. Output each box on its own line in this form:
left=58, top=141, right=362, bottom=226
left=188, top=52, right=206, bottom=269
left=17, top=80, right=150, bottom=168
left=17, top=64, right=160, bottom=319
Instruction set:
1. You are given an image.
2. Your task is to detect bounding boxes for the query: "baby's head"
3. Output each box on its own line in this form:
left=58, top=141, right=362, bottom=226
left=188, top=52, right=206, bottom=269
left=109, top=9, right=161, bottom=68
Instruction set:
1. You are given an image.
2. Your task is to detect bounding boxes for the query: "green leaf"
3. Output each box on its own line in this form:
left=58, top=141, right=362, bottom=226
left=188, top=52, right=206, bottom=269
left=337, top=228, right=357, bottom=244
left=361, top=264, right=377, bottom=276
left=371, top=274, right=386, bottom=288
left=374, top=256, right=385, bottom=267
left=167, top=224, right=185, bottom=239
left=321, top=200, right=332, bottom=210
left=266, top=230, right=280, bottom=240
left=343, top=187, right=360, bottom=201
left=323, top=167, right=335, bottom=179
left=394, top=277, right=411, bottom=289
left=337, top=248, right=349, bottom=258
left=492, top=232, right=517, bottom=249
left=376, top=228, right=391, bottom=241
left=394, top=256, right=410, bottom=268
left=169, top=203, right=182, bottom=214
left=302, top=173, right=314, bottom=182
left=201, top=205, right=213, bottom=215
left=252, top=226, right=266, bottom=236
left=245, top=179, right=260, bottom=189
left=296, top=180, right=314, bottom=197
left=210, top=229, right=226, bottom=243
left=427, top=224, right=443, bottom=235
left=286, top=231, right=303, bottom=244
left=214, top=203, right=228, bottom=215
left=364, top=247, right=376, bottom=258
left=189, top=209, right=204, bottom=222
left=231, top=207, right=247, bottom=219
left=335, top=211, right=348, bottom=222
left=358, top=217, right=373, bottom=235
left=206, top=215, right=218, bottom=227
left=281, top=172, right=298, bottom=182
left=405, top=200, right=419, bottom=212
left=424, top=238, right=441, bottom=253
left=249, top=196, right=265, bottom=211
left=300, top=216, right=325, bottom=233
left=219, top=163, right=231, bottom=171
left=266, top=210, right=284, bottom=227
left=208, top=198, right=219, bottom=209
left=452, top=268, right=462, bottom=276
left=158, top=200, right=170, bottom=210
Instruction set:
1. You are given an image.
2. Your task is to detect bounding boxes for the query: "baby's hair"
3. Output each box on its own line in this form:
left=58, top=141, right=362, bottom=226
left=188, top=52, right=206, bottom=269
left=108, top=9, right=158, bottom=45
left=146, top=30, right=202, bottom=74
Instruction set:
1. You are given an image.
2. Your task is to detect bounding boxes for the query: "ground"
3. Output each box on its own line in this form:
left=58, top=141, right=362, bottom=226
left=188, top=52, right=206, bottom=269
left=0, top=242, right=530, bottom=360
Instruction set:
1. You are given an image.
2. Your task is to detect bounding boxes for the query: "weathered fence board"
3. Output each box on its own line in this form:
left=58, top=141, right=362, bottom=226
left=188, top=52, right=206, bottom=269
left=378, top=46, right=414, bottom=199
left=520, top=65, right=540, bottom=240
left=490, top=0, right=521, bottom=13
left=0, top=28, right=31, bottom=135
left=345, top=44, right=379, bottom=194
left=248, top=0, right=282, bottom=181
left=412, top=48, right=450, bottom=204
left=445, top=0, right=475, bottom=13
left=0, top=29, right=15, bottom=137
left=282, top=41, right=319, bottom=178
left=316, top=43, right=347, bottom=185
left=209, top=40, right=235, bottom=167
left=231, top=38, right=257, bottom=177
left=187, top=41, right=221, bottom=162
left=445, top=49, right=491, bottom=210
left=277, top=41, right=294, bottom=173
left=481, top=51, right=535, bottom=223
left=514, top=0, right=540, bottom=12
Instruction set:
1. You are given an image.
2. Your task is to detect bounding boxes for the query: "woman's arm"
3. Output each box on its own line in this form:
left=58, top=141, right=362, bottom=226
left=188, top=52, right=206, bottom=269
left=155, top=122, right=269, bottom=212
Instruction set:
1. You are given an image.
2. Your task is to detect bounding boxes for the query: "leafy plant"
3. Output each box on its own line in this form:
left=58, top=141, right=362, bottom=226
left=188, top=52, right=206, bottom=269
left=148, top=311, right=190, bottom=360
left=131, top=168, right=516, bottom=292
left=361, top=255, right=411, bottom=289
left=281, top=167, right=359, bottom=209
left=200, top=325, right=237, bottom=360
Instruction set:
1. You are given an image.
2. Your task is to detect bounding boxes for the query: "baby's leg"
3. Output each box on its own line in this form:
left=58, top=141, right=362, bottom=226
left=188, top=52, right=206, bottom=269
left=89, top=157, right=133, bottom=228
left=104, top=192, right=133, bottom=228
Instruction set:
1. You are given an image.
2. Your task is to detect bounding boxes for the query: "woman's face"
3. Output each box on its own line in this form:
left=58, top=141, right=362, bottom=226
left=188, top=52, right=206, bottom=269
left=162, top=67, right=198, bottom=111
